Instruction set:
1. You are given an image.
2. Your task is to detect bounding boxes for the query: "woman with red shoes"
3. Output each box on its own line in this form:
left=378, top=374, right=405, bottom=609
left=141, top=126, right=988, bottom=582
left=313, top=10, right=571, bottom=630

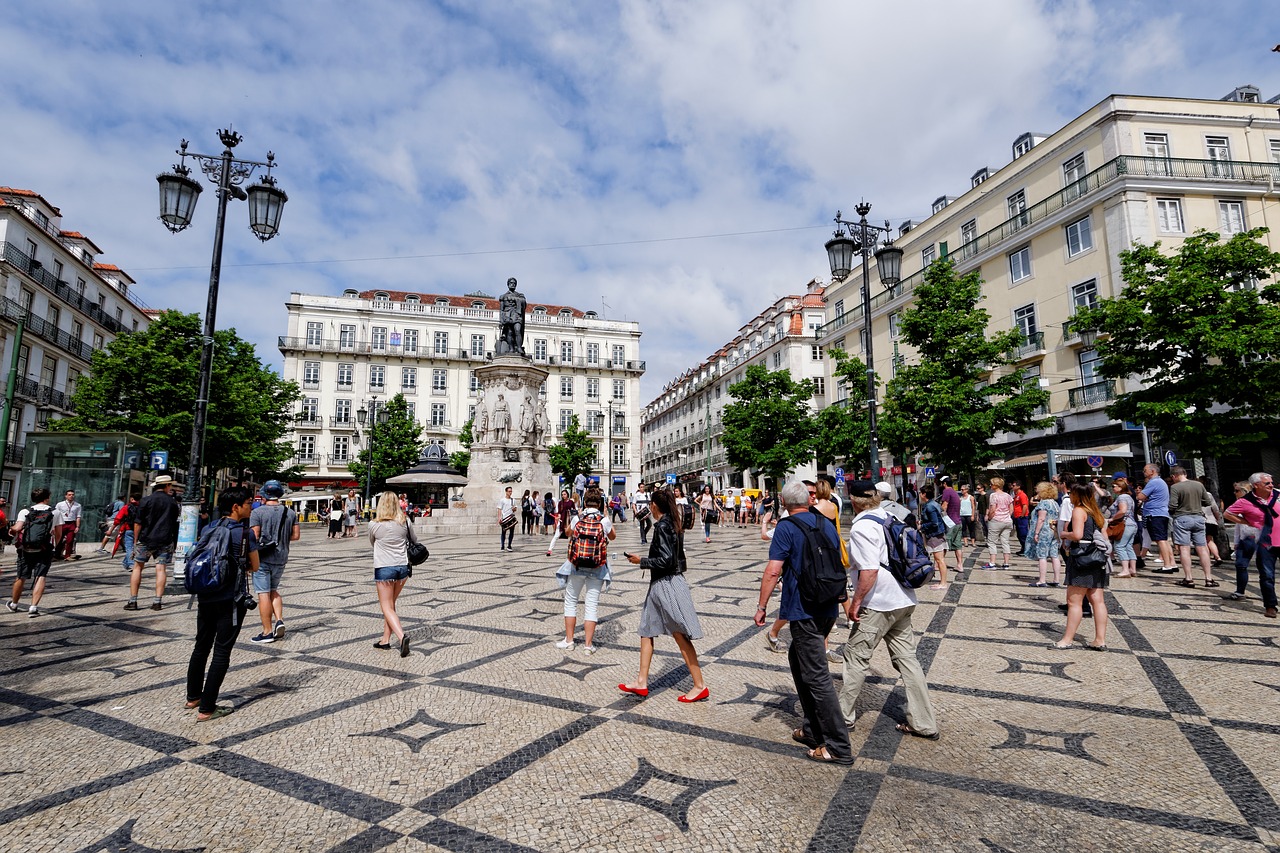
left=619, top=487, right=708, bottom=703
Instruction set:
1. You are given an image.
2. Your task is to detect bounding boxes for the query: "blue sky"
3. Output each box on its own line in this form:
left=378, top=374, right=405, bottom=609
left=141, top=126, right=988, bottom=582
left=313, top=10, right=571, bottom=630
left=2, top=0, right=1277, bottom=399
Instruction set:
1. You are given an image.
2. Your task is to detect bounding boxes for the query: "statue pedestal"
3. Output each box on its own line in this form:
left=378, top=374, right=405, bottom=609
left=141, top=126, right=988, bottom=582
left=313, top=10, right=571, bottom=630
left=466, top=356, right=554, bottom=508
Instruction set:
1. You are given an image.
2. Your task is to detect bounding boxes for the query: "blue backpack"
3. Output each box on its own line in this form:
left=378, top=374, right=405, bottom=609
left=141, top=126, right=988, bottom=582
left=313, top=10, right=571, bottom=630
left=183, top=518, right=244, bottom=595
left=861, top=514, right=935, bottom=589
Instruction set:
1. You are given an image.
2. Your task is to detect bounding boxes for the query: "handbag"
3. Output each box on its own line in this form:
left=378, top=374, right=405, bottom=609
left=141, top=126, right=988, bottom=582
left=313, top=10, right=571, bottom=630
left=1106, top=515, right=1126, bottom=542
left=405, top=521, right=428, bottom=566
left=1069, top=540, right=1108, bottom=571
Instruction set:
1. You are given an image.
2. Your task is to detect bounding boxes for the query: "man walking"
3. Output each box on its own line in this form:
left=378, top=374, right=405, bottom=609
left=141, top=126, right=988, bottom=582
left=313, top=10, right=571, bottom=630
left=1011, top=481, right=1030, bottom=555
left=573, top=472, right=587, bottom=505
left=839, top=480, right=939, bottom=740
left=54, top=489, right=82, bottom=561
left=6, top=488, right=64, bottom=618
left=98, top=494, right=126, bottom=553
left=498, top=486, right=518, bottom=552
left=1169, top=466, right=1215, bottom=588
left=938, top=475, right=964, bottom=575
left=1137, top=464, right=1175, bottom=572
left=1223, top=472, right=1278, bottom=618
left=127, top=474, right=181, bottom=611
left=248, top=480, right=300, bottom=644
left=755, top=480, right=853, bottom=765
left=632, top=482, right=652, bottom=544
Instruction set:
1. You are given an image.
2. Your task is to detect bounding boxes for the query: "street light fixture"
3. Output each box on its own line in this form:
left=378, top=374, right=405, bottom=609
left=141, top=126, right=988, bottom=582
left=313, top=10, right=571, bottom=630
left=358, top=399, right=390, bottom=517
left=155, top=129, right=287, bottom=528
left=824, top=204, right=903, bottom=478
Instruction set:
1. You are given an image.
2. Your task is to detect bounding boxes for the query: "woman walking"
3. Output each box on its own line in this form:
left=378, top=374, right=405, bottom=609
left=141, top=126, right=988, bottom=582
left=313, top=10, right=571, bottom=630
left=620, top=488, right=708, bottom=702
left=327, top=497, right=343, bottom=539
left=554, top=489, right=615, bottom=653
left=919, top=484, right=949, bottom=587
left=982, top=478, right=1014, bottom=570
left=959, top=484, right=976, bottom=547
left=546, top=489, right=577, bottom=556
left=1110, top=476, right=1139, bottom=577
left=541, top=490, right=556, bottom=536
left=368, top=491, right=415, bottom=657
left=1052, top=484, right=1110, bottom=651
left=521, top=489, right=536, bottom=536
left=1027, top=481, right=1063, bottom=587
left=697, top=485, right=722, bottom=543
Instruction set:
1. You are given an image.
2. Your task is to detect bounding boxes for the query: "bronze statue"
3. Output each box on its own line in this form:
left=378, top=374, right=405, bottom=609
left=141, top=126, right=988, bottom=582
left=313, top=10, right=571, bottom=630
left=495, top=277, right=526, bottom=357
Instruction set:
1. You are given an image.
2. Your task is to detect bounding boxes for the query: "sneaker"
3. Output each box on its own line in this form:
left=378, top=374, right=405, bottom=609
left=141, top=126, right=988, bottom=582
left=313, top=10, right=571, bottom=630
left=1226, top=591, right=1247, bottom=601
left=826, top=648, right=843, bottom=664
left=765, top=631, right=782, bottom=653
left=980, top=562, right=997, bottom=570
left=583, top=645, right=597, bottom=655
left=273, top=619, right=285, bottom=640
left=123, top=601, right=138, bottom=611
left=250, top=632, right=275, bottom=644
left=96, top=548, right=108, bottom=554
left=554, top=639, right=574, bottom=650
left=150, top=601, right=163, bottom=611
left=27, top=606, right=39, bottom=618
left=5, top=601, right=17, bottom=612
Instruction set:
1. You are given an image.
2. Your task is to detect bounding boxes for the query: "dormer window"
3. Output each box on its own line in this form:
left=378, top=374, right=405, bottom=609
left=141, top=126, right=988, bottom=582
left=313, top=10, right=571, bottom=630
left=971, top=168, right=990, bottom=188
left=471, top=301, right=485, bottom=309
left=534, top=306, right=546, bottom=315
left=374, top=291, right=390, bottom=301
left=404, top=295, right=420, bottom=304
left=559, top=309, right=572, bottom=317
left=932, top=196, right=950, bottom=214
left=435, top=297, right=449, bottom=306
left=1012, top=133, right=1036, bottom=159
left=343, top=288, right=359, bottom=297
left=584, top=310, right=597, bottom=318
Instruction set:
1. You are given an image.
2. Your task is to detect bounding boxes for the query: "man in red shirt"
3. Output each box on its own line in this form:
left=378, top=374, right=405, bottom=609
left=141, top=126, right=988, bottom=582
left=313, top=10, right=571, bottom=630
left=1223, top=472, right=1278, bottom=619
left=1011, top=481, right=1031, bottom=555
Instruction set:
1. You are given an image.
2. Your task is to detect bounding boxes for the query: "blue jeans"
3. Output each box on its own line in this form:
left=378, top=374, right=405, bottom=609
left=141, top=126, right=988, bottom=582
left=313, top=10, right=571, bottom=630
left=1014, top=517, right=1029, bottom=551
left=1235, top=537, right=1277, bottom=609
left=120, top=529, right=135, bottom=572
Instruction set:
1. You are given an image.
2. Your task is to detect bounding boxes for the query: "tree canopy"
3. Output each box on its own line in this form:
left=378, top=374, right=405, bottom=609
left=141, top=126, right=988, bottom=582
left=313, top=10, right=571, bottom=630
left=1070, top=228, right=1280, bottom=458
left=722, top=364, right=816, bottom=489
left=548, top=414, right=596, bottom=480
left=349, top=394, right=422, bottom=494
left=880, top=257, right=1050, bottom=474
left=812, top=348, right=871, bottom=471
left=450, top=417, right=473, bottom=475
left=53, top=310, right=300, bottom=479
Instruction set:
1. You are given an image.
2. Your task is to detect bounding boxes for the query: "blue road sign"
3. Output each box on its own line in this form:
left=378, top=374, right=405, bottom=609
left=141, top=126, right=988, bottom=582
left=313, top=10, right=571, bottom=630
left=1122, top=421, right=1143, bottom=432
left=924, top=466, right=937, bottom=479
left=1086, top=455, right=1104, bottom=469
left=149, top=451, right=168, bottom=471
left=834, top=467, right=844, bottom=481
left=123, top=450, right=141, bottom=469
left=1164, top=450, right=1178, bottom=467
left=666, top=473, right=677, bottom=485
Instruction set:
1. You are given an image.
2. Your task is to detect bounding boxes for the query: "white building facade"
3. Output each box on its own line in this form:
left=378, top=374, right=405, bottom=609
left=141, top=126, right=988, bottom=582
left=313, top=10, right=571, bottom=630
left=0, top=187, right=154, bottom=499
left=278, top=287, right=645, bottom=494
left=640, top=283, right=827, bottom=491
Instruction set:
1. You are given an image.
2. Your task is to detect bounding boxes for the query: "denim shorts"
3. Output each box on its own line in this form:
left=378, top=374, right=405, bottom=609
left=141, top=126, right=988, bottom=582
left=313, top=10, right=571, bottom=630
left=132, top=542, right=175, bottom=567
left=1172, top=514, right=1206, bottom=547
left=252, top=563, right=285, bottom=594
left=374, top=564, right=410, bottom=582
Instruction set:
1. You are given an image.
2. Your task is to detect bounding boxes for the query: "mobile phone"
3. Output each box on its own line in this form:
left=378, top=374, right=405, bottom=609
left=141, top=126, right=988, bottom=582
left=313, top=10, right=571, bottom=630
left=623, top=552, right=635, bottom=559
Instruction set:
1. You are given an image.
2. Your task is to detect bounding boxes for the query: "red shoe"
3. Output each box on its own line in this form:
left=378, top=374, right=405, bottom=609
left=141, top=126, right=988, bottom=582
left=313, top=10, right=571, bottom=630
left=677, top=687, right=709, bottom=703
left=618, top=683, right=648, bottom=697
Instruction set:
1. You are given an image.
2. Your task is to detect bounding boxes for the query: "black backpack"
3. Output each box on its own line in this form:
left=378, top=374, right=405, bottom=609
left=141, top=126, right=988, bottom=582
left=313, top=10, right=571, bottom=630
left=20, top=507, right=55, bottom=554
left=780, top=510, right=848, bottom=609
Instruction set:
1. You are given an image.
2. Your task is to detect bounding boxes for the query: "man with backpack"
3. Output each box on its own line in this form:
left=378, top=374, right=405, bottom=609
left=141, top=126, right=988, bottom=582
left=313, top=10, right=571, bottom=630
left=6, top=488, right=64, bottom=618
left=185, top=486, right=259, bottom=721
left=248, top=480, right=301, bottom=644
left=126, top=474, right=181, bottom=611
left=754, top=480, right=852, bottom=765
left=838, top=480, right=939, bottom=740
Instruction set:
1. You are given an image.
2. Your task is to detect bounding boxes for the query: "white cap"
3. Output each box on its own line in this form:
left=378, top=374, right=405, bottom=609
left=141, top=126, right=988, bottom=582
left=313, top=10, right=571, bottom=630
left=875, top=481, right=894, bottom=497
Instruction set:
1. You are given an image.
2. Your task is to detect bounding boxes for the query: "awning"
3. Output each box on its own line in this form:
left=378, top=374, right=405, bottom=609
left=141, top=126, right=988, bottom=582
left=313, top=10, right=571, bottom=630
left=986, top=443, right=1135, bottom=470
left=385, top=471, right=469, bottom=486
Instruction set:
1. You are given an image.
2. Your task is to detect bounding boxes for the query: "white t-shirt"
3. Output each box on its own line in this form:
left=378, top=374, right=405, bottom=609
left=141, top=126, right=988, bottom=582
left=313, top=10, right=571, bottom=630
left=1058, top=495, right=1074, bottom=537
left=849, top=508, right=917, bottom=612
left=499, top=497, right=517, bottom=520
left=569, top=510, right=613, bottom=538
left=55, top=500, right=82, bottom=523
left=632, top=490, right=649, bottom=508
left=16, top=504, right=66, bottom=540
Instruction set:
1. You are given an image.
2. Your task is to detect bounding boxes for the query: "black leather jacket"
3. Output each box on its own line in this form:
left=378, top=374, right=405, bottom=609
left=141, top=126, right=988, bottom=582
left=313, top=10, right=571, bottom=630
left=640, top=515, right=687, bottom=584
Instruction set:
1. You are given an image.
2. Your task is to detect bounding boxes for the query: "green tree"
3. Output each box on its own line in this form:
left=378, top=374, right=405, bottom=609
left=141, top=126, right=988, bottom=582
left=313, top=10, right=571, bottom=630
left=880, top=257, right=1050, bottom=474
left=450, top=418, right=473, bottom=474
left=349, top=394, right=422, bottom=494
left=548, top=415, right=595, bottom=480
left=722, top=364, right=816, bottom=489
left=812, top=348, right=871, bottom=470
left=1071, top=228, right=1280, bottom=457
left=53, top=310, right=301, bottom=479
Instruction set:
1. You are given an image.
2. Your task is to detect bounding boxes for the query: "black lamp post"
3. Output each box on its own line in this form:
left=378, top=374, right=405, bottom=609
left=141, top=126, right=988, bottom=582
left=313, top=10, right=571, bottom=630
left=824, top=203, right=903, bottom=479
left=156, top=129, right=287, bottom=513
left=358, top=399, right=389, bottom=516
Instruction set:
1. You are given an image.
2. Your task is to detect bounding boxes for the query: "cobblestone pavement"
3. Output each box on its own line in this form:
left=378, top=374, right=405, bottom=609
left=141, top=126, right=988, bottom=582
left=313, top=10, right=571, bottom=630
left=1, top=520, right=1278, bottom=852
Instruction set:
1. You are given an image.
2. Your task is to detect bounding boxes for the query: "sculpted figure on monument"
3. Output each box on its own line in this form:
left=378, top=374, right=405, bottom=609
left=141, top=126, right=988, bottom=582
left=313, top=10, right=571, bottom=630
left=535, top=401, right=550, bottom=447
left=492, top=393, right=511, bottom=445
left=495, top=277, right=527, bottom=357
left=475, top=405, right=490, bottom=445
left=519, top=394, right=536, bottom=444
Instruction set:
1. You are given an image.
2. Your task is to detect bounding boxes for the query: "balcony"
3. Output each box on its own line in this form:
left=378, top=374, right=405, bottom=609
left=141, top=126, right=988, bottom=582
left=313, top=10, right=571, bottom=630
left=400, top=385, right=417, bottom=395
left=1068, top=380, right=1115, bottom=408
left=294, top=453, right=319, bottom=466
left=0, top=294, right=96, bottom=362
left=336, top=382, right=353, bottom=392
left=1010, top=331, right=1045, bottom=360
left=302, top=380, right=320, bottom=391
left=294, top=415, right=321, bottom=429
left=0, top=242, right=139, bottom=333
left=424, top=419, right=452, bottom=433
left=329, top=417, right=356, bottom=430
left=327, top=454, right=352, bottom=465
left=611, top=425, right=631, bottom=437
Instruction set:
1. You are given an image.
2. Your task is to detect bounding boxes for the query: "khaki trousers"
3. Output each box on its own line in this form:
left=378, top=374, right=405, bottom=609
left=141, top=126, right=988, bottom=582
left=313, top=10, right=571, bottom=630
left=837, top=605, right=937, bottom=736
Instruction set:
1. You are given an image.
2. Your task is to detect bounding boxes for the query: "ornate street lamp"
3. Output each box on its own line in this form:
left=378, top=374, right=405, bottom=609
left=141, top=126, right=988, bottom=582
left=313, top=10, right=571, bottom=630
left=824, top=204, right=902, bottom=479
left=156, top=129, right=287, bottom=562
left=359, top=399, right=390, bottom=517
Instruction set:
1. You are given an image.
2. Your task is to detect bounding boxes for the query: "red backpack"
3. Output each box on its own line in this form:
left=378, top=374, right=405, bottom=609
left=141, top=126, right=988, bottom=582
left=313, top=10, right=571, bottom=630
left=568, top=513, right=607, bottom=568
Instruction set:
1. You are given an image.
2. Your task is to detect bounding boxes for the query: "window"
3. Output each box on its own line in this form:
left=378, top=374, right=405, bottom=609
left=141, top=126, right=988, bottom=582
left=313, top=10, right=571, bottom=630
left=560, top=376, right=574, bottom=399
left=19, top=289, right=33, bottom=312
left=811, top=345, right=822, bottom=361
left=431, top=369, right=447, bottom=392
left=297, top=435, right=316, bottom=461
left=1071, top=280, right=1099, bottom=317
left=612, top=345, right=625, bottom=365
left=1007, top=190, right=1028, bottom=228
left=374, top=291, right=390, bottom=303
left=46, top=305, right=62, bottom=331
left=1270, top=139, right=1280, bottom=165
left=812, top=377, right=825, bottom=396
left=334, top=399, right=351, bottom=422
left=1013, top=136, right=1033, bottom=158
left=971, top=168, right=989, bottom=188
left=339, top=324, right=355, bottom=349
left=559, top=409, right=573, bottom=430
left=612, top=443, right=626, bottom=466
left=1079, top=348, right=1102, bottom=385
left=470, top=334, right=485, bottom=357
left=16, top=344, right=28, bottom=380
left=303, top=362, right=320, bottom=388
left=1156, top=198, right=1184, bottom=233
left=433, top=331, right=448, bottom=355
left=534, top=339, right=547, bottom=360
left=401, top=367, right=417, bottom=389
left=1013, top=303, right=1037, bottom=340
left=612, top=379, right=625, bottom=401
left=560, top=341, right=573, bottom=363
left=932, top=197, right=949, bottom=214
left=71, top=320, right=83, bottom=342
left=469, top=371, right=480, bottom=394
left=332, top=436, right=350, bottom=461
left=587, top=378, right=599, bottom=401
left=586, top=343, right=599, bottom=365
left=834, top=299, right=845, bottom=318
left=1065, top=215, right=1093, bottom=257
left=67, top=369, right=80, bottom=397
left=369, top=365, right=385, bottom=390
left=430, top=403, right=447, bottom=427
left=371, top=327, right=387, bottom=351
left=406, top=402, right=417, bottom=422
left=1009, top=246, right=1032, bottom=282
left=468, top=404, right=476, bottom=422
left=305, top=322, right=322, bottom=346
left=301, top=397, right=319, bottom=421
left=40, top=355, right=56, bottom=387
left=921, top=245, right=935, bottom=267
left=586, top=410, right=602, bottom=433
left=92, top=333, right=103, bottom=350
left=402, top=329, right=418, bottom=354
left=960, top=219, right=977, bottom=246
left=1206, top=135, right=1232, bottom=177
left=1062, top=153, right=1086, bottom=199
left=1144, top=132, right=1170, bottom=161
left=888, top=312, right=900, bottom=340
left=337, top=363, right=354, bottom=388
left=773, top=351, right=782, bottom=369
left=1218, top=200, right=1245, bottom=234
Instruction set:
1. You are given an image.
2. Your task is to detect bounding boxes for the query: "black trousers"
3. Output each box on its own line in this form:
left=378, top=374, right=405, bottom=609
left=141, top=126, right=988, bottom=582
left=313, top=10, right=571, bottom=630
left=500, top=524, right=515, bottom=549
left=788, top=615, right=853, bottom=762
left=638, top=514, right=652, bottom=542
left=186, top=599, right=247, bottom=713
left=521, top=511, right=534, bottom=535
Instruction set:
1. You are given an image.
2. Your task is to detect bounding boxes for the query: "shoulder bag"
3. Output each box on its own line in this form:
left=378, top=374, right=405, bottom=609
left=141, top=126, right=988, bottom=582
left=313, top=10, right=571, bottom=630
left=405, top=520, right=429, bottom=567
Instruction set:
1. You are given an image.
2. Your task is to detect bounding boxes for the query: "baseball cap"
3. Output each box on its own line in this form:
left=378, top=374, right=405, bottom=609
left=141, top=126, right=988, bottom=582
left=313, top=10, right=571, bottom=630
left=848, top=480, right=877, bottom=498
left=1111, top=471, right=1128, bottom=480
left=875, top=481, right=893, bottom=497
left=937, top=474, right=951, bottom=484
left=263, top=479, right=286, bottom=498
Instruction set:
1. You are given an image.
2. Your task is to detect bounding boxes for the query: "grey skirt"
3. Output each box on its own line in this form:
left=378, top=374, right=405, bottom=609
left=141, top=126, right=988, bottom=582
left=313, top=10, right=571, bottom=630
left=637, top=574, right=703, bottom=640
left=1065, top=560, right=1110, bottom=589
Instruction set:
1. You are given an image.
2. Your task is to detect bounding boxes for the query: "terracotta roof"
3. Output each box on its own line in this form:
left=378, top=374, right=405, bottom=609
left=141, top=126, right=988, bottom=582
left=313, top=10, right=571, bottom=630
left=93, top=262, right=136, bottom=284
left=0, top=187, right=61, bottom=215
left=356, top=289, right=587, bottom=318
left=64, top=232, right=105, bottom=253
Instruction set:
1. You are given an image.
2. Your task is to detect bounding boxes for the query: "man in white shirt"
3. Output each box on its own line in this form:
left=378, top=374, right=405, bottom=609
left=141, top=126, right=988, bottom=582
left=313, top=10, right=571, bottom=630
left=54, top=489, right=82, bottom=561
left=498, top=486, right=518, bottom=552
left=632, top=483, right=652, bottom=544
left=837, top=480, right=939, bottom=740
left=7, top=487, right=65, bottom=617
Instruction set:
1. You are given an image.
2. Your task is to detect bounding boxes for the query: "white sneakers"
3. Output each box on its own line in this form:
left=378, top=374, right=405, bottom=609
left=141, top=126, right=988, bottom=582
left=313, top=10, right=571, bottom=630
left=554, top=639, right=574, bottom=650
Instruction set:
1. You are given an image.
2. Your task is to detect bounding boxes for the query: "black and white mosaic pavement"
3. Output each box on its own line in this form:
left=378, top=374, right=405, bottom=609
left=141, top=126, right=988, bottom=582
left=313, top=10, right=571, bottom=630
left=1, top=520, right=1278, bottom=852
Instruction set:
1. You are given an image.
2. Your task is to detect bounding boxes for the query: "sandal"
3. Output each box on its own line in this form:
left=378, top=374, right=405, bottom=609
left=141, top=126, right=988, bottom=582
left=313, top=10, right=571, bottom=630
left=929, top=583, right=949, bottom=591
left=1028, top=582, right=1048, bottom=588
left=1048, top=642, right=1074, bottom=650
left=1175, top=579, right=1196, bottom=588
left=895, top=723, right=940, bottom=741
left=183, top=699, right=201, bottom=709
left=792, top=728, right=819, bottom=749
left=1204, top=580, right=1220, bottom=588
left=805, top=746, right=850, bottom=764
left=1086, top=644, right=1107, bottom=652
left=196, top=707, right=234, bottom=722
